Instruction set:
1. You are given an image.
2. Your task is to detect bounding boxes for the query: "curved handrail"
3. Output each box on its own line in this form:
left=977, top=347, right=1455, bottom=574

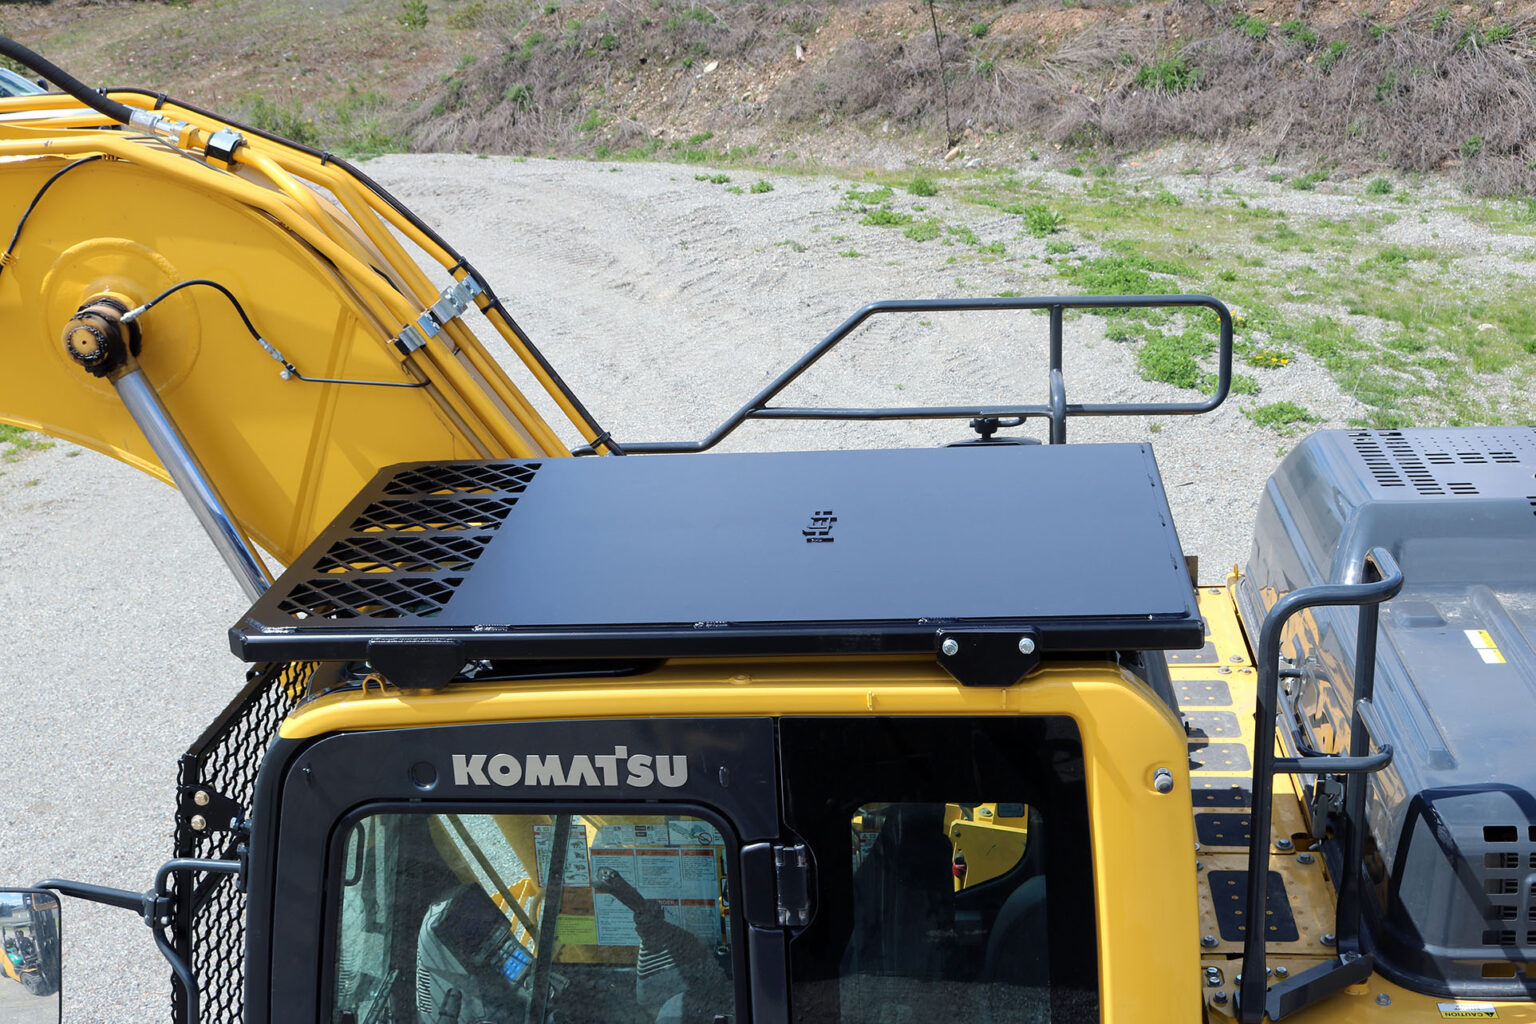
left=577, top=293, right=1234, bottom=454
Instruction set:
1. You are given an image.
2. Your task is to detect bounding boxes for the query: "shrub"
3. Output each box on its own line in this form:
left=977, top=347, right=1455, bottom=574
left=908, top=176, right=939, bottom=197
left=399, top=0, right=428, bottom=30
left=1365, top=177, right=1394, bottom=195
left=1021, top=204, right=1063, bottom=236
left=750, top=180, right=774, bottom=193
left=1134, top=55, right=1200, bottom=94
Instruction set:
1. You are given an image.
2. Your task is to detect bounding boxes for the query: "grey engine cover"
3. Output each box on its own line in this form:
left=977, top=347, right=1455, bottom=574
left=1238, top=427, right=1536, bottom=994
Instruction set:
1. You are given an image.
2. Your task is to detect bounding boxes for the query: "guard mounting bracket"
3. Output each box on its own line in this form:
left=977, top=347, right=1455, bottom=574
left=935, top=629, right=1042, bottom=687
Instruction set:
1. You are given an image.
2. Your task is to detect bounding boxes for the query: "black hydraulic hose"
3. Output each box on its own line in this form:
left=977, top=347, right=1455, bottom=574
left=0, top=36, right=135, bottom=125
left=127, top=278, right=429, bottom=390
left=0, top=154, right=103, bottom=281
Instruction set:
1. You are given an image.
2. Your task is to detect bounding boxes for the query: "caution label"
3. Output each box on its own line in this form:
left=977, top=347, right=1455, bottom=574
left=1464, top=629, right=1507, bottom=665
left=1438, top=1004, right=1498, bottom=1019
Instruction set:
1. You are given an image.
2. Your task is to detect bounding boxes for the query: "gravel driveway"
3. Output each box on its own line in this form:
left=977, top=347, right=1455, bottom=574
left=0, top=155, right=1357, bottom=1022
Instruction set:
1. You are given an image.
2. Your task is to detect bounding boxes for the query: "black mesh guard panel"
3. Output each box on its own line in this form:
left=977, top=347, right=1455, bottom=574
left=170, top=662, right=313, bottom=1024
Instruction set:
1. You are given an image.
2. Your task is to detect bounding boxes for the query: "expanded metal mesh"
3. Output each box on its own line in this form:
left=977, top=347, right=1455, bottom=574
left=170, top=661, right=313, bottom=1024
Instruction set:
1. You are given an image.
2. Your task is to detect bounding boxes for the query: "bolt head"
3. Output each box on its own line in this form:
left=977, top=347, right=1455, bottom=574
left=1201, top=934, right=1218, bottom=948
left=1321, top=933, right=1337, bottom=946
left=1154, top=767, right=1175, bottom=794
left=1377, top=993, right=1391, bottom=1006
left=1018, top=636, right=1036, bottom=655
left=1212, top=991, right=1228, bottom=1005
left=1274, top=966, right=1289, bottom=978
left=1297, top=853, right=1314, bottom=864
left=1276, top=837, right=1294, bottom=851
left=194, top=789, right=211, bottom=807
left=1207, top=974, right=1222, bottom=987
left=941, top=637, right=960, bottom=657
left=190, top=814, right=208, bottom=832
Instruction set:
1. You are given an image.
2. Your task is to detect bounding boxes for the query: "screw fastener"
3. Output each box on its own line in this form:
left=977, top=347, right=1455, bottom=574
left=1377, top=994, right=1391, bottom=1006
left=1297, top=853, right=1314, bottom=864
left=1213, top=991, right=1229, bottom=1005
left=1276, top=838, right=1294, bottom=851
left=1202, top=934, right=1218, bottom=948
left=1274, top=966, right=1289, bottom=978
left=941, top=638, right=960, bottom=657
left=1321, top=933, right=1337, bottom=946
left=1018, top=636, right=1036, bottom=655
left=190, top=814, right=208, bottom=832
left=1154, top=767, right=1175, bottom=793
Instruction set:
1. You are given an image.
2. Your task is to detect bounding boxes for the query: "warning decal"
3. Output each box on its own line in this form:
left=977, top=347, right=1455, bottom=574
left=1438, top=1003, right=1498, bottom=1019
left=1464, top=629, right=1507, bottom=665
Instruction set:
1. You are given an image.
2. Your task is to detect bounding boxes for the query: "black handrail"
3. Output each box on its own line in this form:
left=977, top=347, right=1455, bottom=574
left=575, top=293, right=1233, bottom=454
left=1238, top=546, right=1404, bottom=1022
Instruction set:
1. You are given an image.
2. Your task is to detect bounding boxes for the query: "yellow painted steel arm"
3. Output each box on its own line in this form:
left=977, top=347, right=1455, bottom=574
left=0, top=88, right=610, bottom=565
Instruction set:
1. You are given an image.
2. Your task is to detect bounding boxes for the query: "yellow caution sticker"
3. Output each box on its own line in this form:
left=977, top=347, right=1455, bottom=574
left=1438, top=1004, right=1499, bottom=1018
left=1464, top=629, right=1507, bottom=665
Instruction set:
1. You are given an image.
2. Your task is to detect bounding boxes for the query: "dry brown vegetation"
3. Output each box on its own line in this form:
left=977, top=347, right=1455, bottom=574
left=4, top=0, right=1535, bottom=192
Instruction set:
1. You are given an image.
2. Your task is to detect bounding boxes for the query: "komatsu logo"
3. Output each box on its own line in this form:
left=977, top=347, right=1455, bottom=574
left=450, top=747, right=688, bottom=789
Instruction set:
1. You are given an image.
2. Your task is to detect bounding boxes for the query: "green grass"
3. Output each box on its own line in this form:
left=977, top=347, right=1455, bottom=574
left=1246, top=401, right=1320, bottom=432
left=861, top=208, right=912, bottom=227
left=0, top=425, right=52, bottom=463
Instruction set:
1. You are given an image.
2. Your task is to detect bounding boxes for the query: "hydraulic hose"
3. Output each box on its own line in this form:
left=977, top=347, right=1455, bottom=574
left=0, top=36, right=135, bottom=126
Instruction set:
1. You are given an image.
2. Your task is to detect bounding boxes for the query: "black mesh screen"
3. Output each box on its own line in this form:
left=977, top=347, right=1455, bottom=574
left=170, top=661, right=313, bottom=1024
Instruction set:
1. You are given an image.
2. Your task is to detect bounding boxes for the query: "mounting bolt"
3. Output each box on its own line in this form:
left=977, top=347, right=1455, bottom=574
left=1230, top=655, right=1244, bottom=663
left=1297, top=853, right=1314, bottom=864
left=1018, top=636, right=1036, bottom=655
left=941, top=638, right=960, bottom=657
left=1274, top=966, right=1289, bottom=978
left=159, top=915, right=171, bottom=926
left=1154, top=767, right=1175, bottom=793
left=1212, top=991, right=1228, bottom=1005
left=1276, top=837, right=1294, bottom=851
left=1202, top=934, right=1218, bottom=948
left=1206, top=970, right=1222, bottom=987
left=1343, top=951, right=1361, bottom=963
left=1197, top=861, right=1205, bottom=871
left=194, top=790, right=211, bottom=807
left=1321, top=933, right=1337, bottom=946
left=190, top=814, right=208, bottom=832
left=1218, top=665, right=1232, bottom=674
left=1377, top=993, right=1391, bottom=1006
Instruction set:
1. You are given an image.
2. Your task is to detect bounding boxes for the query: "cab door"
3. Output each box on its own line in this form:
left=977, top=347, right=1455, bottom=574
left=257, top=717, right=782, bottom=1023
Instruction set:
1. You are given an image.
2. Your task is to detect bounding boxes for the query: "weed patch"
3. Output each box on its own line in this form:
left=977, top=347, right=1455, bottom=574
left=1246, top=401, right=1321, bottom=431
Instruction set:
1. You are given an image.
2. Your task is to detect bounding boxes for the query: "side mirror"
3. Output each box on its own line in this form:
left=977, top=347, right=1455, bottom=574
left=0, top=889, right=60, bottom=1023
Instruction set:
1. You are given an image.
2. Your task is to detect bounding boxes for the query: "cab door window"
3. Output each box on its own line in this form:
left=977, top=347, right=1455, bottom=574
left=330, top=810, right=739, bottom=1024
left=781, top=717, right=1099, bottom=1024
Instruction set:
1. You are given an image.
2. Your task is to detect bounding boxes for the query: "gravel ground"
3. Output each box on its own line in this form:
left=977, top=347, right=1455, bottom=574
left=0, top=155, right=1366, bottom=1021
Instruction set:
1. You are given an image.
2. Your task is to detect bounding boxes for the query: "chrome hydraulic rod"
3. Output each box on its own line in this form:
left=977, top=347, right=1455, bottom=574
left=112, top=367, right=270, bottom=602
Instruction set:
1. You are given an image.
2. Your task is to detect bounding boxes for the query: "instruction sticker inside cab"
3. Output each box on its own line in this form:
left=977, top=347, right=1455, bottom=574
left=1438, top=1004, right=1499, bottom=1019
left=1464, top=629, right=1507, bottom=665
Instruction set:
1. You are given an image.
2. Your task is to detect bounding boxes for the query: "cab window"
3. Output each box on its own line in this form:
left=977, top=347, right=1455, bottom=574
left=330, top=810, right=738, bottom=1024
left=781, top=717, right=1099, bottom=1023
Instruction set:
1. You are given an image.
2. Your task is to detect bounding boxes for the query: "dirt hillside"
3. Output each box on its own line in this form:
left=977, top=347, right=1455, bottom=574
left=4, top=0, right=1536, bottom=191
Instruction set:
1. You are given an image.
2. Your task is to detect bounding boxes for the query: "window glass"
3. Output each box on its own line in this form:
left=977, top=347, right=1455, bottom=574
left=782, top=717, right=1098, bottom=1024
left=332, top=811, right=736, bottom=1023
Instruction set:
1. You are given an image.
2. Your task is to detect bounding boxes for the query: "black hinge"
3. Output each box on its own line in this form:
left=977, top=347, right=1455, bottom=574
left=773, top=843, right=812, bottom=927
left=741, top=842, right=814, bottom=929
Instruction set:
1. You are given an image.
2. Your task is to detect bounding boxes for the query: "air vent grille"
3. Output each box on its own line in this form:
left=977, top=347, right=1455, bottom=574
left=1382, top=431, right=1444, bottom=495
left=1347, top=428, right=1536, bottom=498
left=1350, top=431, right=1404, bottom=488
